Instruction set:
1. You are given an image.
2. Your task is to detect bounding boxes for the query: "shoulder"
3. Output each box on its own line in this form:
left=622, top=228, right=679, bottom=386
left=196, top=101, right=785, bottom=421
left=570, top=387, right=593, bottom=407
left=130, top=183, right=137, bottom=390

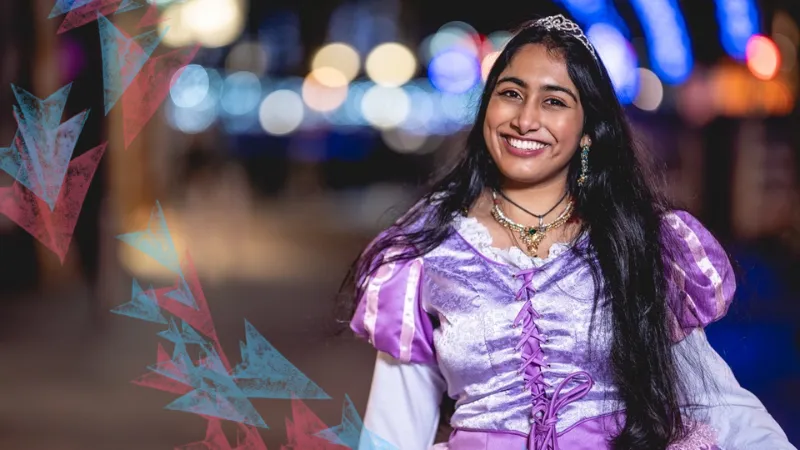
left=660, top=210, right=736, bottom=341
left=349, top=194, right=449, bottom=364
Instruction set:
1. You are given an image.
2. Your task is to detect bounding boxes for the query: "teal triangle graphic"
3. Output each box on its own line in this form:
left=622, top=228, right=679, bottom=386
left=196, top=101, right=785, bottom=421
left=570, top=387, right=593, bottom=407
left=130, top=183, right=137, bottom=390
left=149, top=340, right=200, bottom=387
left=115, top=0, right=146, bottom=14
left=116, top=200, right=182, bottom=275
left=49, top=0, right=96, bottom=18
left=9, top=107, right=89, bottom=210
left=111, top=279, right=167, bottom=324
left=164, top=381, right=268, bottom=428
left=164, top=276, right=198, bottom=310
left=99, top=13, right=166, bottom=115
left=316, top=395, right=398, bottom=450
left=158, top=319, right=206, bottom=346
left=231, top=320, right=330, bottom=400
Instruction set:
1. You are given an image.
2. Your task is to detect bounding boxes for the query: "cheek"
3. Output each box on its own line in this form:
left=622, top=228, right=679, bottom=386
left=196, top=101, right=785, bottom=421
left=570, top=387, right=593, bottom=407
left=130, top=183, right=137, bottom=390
left=485, top=99, right=515, bottom=128
left=551, top=114, right=583, bottom=146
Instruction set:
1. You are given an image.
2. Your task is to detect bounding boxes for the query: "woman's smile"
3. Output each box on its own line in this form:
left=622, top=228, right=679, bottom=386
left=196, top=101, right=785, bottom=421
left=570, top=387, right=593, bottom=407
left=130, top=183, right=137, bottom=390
left=502, top=135, right=551, bottom=158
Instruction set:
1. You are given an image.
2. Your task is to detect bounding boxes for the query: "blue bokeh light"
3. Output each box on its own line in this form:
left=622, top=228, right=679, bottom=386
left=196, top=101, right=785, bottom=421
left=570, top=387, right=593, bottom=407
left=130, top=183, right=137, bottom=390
left=628, top=0, right=693, bottom=84
left=428, top=49, right=481, bottom=94
left=587, top=23, right=639, bottom=104
left=715, top=0, right=760, bottom=61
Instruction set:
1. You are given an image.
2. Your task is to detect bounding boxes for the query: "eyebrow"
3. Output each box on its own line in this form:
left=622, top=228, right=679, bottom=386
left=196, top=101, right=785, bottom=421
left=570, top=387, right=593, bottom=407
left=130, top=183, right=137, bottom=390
left=496, top=76, right=579, bottom=103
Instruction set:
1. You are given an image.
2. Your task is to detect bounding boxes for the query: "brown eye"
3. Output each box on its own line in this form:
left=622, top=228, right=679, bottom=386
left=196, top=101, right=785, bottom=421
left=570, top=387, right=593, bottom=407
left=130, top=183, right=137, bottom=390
left=499, top=90, right=522, bottom=99
left=544, top=98, right=567, bottom=107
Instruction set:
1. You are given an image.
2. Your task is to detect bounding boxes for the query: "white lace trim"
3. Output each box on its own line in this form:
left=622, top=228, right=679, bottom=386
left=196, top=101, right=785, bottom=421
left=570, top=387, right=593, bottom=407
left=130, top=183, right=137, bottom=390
left=452, top=215, right=573, bottom=269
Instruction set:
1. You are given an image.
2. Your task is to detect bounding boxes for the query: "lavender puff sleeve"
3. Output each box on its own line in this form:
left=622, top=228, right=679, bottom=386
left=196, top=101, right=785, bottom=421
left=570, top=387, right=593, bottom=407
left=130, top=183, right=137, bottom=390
left=350, top=248, right=437, bottom=365
left=663, top=210, right=737, bottom=342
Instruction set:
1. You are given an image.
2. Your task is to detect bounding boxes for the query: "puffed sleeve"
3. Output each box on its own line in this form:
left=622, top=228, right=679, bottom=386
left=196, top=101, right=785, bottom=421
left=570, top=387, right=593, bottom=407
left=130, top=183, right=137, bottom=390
left=350, top=247, right=437, bottom=364
left=662, top=210, right=737, bottom=342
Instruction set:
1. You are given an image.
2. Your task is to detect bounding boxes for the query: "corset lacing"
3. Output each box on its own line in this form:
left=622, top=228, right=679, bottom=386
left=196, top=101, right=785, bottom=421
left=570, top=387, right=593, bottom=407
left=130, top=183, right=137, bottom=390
left=513, top=267, right=595, bottom=450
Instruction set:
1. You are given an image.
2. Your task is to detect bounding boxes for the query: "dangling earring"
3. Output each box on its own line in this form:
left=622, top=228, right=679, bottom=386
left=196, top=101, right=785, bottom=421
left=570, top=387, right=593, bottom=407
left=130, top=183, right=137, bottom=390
left=577, top=144, right=590, bottom=187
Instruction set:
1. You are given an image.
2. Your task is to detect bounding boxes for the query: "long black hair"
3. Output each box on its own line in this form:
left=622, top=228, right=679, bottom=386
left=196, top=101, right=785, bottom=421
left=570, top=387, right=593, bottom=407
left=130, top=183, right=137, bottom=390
left=339, top=20, right=695, bottom=449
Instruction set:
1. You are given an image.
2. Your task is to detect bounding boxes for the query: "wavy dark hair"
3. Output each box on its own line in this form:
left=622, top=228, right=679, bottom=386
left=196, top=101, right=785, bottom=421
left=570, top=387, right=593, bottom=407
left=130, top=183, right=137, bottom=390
left=339, top=20, right=699, bottom=449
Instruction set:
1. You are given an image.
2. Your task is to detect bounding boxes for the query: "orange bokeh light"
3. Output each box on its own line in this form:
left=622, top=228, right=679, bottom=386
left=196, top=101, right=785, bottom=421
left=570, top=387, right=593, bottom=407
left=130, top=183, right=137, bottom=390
left=746, top=35, right=781, bottom=80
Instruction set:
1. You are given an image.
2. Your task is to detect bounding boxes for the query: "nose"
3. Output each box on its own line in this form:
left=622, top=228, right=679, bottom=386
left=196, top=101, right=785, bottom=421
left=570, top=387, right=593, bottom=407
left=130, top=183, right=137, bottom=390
left=510, top=102, right=541, bottom=135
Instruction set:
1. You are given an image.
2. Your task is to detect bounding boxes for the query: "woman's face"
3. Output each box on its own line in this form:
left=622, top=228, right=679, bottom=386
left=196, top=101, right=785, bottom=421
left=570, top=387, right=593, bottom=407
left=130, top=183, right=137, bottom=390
left=483, top=43, right=590, bottom=187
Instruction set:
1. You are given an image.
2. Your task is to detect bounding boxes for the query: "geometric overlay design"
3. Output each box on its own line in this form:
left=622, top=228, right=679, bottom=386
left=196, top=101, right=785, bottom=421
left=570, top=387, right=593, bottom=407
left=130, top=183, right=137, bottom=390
left=54, top=0, right=140, bottom=34
left=0, top=141, right=107, bottom=263
left=120, top=44, right=200, bottom=148
left=112, top=201, right=400, bottom=448
left=98, top=13, right=165, bottom=115
left=0, top=83, right=89, bottom=211
left=316, top=395, right=398, bottom=450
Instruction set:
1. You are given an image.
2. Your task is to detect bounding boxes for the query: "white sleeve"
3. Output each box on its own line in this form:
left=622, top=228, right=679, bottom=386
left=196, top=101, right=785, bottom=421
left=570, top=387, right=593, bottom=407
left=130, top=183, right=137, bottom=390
left=361, top=351, right=447, bottom=450
left=675, top=329, right=797, bottom=449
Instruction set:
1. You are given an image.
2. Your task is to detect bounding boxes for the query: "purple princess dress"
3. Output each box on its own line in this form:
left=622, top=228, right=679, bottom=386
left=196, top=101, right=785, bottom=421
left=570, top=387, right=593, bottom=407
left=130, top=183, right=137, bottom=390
left=350, top=208, right=795, bottom=450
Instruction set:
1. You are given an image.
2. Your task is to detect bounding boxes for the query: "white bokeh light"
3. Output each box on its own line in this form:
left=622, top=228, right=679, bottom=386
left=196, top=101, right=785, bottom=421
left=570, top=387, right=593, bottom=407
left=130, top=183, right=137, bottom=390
left=259, top=90, right=304, bottom=135
left=633, top=68, right=664, bottom=111
left=361, top=86, right=410, bottom=129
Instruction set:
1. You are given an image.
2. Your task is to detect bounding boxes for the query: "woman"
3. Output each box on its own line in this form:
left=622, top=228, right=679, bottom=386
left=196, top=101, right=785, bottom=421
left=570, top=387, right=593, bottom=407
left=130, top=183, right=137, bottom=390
left=342, top=15, right=795, bottom=450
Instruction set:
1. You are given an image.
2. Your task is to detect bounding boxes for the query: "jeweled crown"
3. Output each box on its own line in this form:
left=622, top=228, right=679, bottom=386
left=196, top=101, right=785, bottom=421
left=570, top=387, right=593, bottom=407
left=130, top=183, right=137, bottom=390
left=531, top=14, right=598, bottom=61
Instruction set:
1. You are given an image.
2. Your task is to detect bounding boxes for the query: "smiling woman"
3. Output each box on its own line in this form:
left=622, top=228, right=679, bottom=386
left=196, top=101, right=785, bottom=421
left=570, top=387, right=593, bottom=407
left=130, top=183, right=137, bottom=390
left=483, top=44, right=589, bottom=188
left=338, top=14, right=795, bottom=450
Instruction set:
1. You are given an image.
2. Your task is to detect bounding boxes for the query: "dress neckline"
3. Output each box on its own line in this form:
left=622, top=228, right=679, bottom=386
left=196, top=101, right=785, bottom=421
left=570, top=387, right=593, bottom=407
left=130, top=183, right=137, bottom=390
left=451, top=215, right=585, bottom=269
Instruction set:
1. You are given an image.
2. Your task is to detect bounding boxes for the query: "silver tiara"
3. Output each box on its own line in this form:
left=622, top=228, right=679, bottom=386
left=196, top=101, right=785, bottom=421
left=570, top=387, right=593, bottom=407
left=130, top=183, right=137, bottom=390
left=532, top=14, right=598, bottom=61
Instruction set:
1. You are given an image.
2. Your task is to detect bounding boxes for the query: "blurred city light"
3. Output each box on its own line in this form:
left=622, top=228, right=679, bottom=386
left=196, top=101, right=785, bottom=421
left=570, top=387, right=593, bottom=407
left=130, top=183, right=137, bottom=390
left=302, top=68, right=349, bottom=112
left=260, top=90, right=304, bottom=135
left=747, top=35, right=781, bottom=80
left=382, top=127, right=429, bottom=154
left=715, top=0, right=760, bottom=60
left=181, top=0, right=244, bottom=48
left=587, top=23, right=639, bottom=104
left=633, top=68, right=664, bottom=111
left=166, top=68, right=220, bottom=134
left=429, top=22, right=480, bottom=58
left=226, top=40, right=269, bottom=77
left=773, top=10, right=799, bottom=45
left=166, top=97, right=218, bottom=134
left=401, top=83, right=436, bottom=132
left=628, top=0, right=693, bottom=84
left=159, top=3, right=194, bottom=48
left=312, top=43, right=361, bottom=84
left=361, top=85, right=410, bottom=129
left=773, top=34, right=797, bottom=73
left=220, top=71, right=262, bottom=116
left=170, top=64, right=210, bottom=108
left=556, top=0, right=630, bottom=36
left=428, top=49, right=481, bottom=94
left=365, top=43, right=417, bottom=87
left=440, top=89, right=478, bottom=127
left=155, top=3, right=800, bottom=140
left=712, top=64, right=795, bottom=116
left=158, top=0, right=245, bottom=48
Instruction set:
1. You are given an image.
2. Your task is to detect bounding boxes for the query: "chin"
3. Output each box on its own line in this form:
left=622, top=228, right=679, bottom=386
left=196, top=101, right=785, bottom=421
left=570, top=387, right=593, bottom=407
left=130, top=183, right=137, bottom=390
left=497, top=169, right=546, bottom=186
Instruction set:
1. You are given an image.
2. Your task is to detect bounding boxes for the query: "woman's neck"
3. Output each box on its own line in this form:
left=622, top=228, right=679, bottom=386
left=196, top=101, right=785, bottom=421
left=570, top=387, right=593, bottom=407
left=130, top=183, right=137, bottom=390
left=497, top=178, right=570, bottom=226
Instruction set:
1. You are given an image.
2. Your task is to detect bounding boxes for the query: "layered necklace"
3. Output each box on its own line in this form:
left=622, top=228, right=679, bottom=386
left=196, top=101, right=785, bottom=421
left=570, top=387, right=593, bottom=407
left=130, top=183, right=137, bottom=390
left=490, top=189, right=574, bottom=255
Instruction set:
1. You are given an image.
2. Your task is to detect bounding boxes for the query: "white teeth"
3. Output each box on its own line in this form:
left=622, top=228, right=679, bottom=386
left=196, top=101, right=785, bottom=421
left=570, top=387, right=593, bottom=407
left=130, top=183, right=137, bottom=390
left=507, top=137, right=548, bottom=150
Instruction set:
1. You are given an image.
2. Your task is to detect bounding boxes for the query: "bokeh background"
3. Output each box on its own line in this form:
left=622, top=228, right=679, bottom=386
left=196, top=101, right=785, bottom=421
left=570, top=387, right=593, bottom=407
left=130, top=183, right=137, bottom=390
left=0, top=0, right=798, bottom=448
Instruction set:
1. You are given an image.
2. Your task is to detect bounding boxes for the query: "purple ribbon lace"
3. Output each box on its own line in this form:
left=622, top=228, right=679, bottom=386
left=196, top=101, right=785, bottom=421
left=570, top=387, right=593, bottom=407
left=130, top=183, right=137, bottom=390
left=514, top=268, right=595, bottom=450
